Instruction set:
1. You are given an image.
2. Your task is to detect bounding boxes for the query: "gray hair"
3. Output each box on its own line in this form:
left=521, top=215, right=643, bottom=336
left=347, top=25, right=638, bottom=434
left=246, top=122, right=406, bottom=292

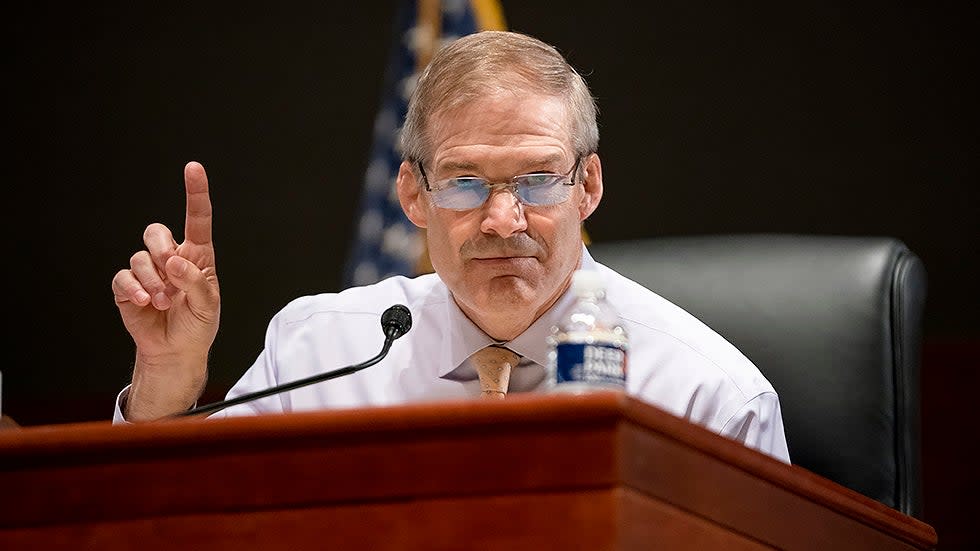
left=398, top=30, right=599, bottom=163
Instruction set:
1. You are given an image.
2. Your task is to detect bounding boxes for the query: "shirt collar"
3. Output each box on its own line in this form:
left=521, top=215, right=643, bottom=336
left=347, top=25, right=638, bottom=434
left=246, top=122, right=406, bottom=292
left=438, top=243, right=600, bottom=375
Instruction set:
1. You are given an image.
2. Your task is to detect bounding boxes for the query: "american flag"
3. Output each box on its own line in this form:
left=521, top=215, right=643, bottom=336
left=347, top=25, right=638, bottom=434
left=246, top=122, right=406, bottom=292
left=343, top=0, right=506, bottom=287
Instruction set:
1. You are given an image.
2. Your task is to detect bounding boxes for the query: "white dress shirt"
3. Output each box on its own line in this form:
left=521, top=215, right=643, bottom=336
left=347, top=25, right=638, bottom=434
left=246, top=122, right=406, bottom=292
left=115, top=245, right=791, bottom=463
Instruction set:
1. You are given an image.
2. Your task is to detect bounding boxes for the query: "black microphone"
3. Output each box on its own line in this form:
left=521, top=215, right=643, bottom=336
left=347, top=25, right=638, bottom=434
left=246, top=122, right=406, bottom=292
left=173, top=304, right=412, bottom=418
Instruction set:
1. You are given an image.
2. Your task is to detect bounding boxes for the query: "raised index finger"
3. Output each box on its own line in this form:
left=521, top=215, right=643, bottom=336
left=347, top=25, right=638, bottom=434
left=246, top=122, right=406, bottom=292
left=183, top=161, right=213, bottom=245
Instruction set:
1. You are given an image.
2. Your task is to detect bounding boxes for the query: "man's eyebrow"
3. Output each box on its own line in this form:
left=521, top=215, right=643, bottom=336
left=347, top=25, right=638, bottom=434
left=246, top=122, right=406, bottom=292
left=439, top=161, right=480, bottom=172
left=522, top=155, right=565, bottom=169
left=437, top=155, right=566, bottom=173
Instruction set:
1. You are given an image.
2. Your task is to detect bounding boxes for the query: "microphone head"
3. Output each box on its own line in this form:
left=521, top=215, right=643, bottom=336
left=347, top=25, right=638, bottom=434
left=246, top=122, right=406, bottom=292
left=381, top=304, right=412, bottom=340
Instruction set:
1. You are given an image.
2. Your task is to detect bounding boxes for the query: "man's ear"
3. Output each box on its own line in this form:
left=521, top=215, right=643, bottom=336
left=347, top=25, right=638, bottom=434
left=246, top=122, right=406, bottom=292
left=578, top=153, right=603, bottom=221
left=396, top=161, right=428, bottom=228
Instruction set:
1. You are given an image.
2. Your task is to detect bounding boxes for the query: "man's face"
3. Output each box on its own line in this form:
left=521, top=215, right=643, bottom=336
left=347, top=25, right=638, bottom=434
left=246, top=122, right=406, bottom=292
left=397, top=93, right=603, bottom=340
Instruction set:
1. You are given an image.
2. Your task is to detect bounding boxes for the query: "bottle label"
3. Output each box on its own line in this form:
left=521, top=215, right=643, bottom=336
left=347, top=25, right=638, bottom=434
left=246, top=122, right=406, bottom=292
left=554, top=342, right=627, bottom=388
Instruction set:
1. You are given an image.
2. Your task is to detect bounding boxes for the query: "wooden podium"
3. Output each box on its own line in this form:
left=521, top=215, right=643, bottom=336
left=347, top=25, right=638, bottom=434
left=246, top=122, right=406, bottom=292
left=0, top=392, right=937, bottom=550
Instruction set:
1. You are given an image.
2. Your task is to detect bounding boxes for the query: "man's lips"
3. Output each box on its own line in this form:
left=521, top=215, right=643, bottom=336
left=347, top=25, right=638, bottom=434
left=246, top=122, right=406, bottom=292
left=470, top=254, right=538, bottom=262
left=460, top=233, right=543, bottom=262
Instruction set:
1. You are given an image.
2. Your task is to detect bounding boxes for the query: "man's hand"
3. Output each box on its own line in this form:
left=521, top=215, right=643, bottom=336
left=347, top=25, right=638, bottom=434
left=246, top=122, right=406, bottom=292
left=111, top=161, right=221, bottom=421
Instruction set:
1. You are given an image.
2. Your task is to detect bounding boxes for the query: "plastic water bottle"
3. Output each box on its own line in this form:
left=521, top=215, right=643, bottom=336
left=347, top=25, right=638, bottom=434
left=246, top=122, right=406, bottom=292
left=547, top=269, right=628, bottom=393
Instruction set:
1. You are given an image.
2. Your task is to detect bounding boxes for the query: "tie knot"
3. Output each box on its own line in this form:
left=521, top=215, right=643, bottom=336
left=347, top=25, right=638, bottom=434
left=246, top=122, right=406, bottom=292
left=472, top=346, right=520, bottom=399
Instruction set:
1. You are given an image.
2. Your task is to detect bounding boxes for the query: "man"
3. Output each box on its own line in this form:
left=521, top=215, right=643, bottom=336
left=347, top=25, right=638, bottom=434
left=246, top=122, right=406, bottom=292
left=111, top=31, right=790, bottom=462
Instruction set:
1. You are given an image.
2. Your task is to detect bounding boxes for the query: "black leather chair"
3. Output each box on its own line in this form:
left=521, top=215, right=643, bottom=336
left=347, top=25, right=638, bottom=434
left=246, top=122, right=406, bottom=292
left=587, top=234, right=927, bottom=518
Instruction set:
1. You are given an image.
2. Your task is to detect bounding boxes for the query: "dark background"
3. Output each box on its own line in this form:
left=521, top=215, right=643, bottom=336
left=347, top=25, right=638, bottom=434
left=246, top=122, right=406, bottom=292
left=5, top=2, right=977, bottom=548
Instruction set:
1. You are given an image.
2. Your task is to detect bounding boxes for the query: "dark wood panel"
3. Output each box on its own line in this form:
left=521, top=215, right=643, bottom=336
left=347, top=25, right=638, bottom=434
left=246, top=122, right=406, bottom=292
left=0, top=393, right=936, bottom=549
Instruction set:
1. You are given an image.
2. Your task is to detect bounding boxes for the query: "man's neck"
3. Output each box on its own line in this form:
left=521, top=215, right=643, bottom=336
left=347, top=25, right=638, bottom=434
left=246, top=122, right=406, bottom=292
left=453, top=289, right=568, bottom=343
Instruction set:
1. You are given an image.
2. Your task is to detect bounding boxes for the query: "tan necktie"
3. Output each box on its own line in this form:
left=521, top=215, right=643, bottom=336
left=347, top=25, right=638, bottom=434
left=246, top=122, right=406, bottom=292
left=472, top=345, right=520, bottom=400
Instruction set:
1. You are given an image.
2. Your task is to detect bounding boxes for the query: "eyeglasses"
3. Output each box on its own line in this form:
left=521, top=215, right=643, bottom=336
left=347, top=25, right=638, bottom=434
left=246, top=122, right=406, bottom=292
left=416, top=157, right=582, bottom=211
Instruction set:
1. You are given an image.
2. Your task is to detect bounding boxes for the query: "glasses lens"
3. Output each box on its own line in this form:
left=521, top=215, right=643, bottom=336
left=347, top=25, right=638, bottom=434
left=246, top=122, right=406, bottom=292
left=515, top=174, right=570, bottom=206
left=431, top=178, right=489, bottom=210
left=428, top=172, right=574, bottom=210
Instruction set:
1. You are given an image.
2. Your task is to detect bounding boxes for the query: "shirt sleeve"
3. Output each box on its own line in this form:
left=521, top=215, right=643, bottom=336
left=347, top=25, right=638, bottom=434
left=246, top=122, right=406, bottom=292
left=719, top=391, right=791, bottom=463
left=112, top=385, right=207, bottom=424
left=111, top=386, right=132, bottom=425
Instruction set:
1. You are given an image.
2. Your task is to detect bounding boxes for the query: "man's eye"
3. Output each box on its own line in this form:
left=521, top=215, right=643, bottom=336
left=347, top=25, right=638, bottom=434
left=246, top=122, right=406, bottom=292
left=452, top=179, right=486, bottom=190
left=523, top=174, right=558, bottom=186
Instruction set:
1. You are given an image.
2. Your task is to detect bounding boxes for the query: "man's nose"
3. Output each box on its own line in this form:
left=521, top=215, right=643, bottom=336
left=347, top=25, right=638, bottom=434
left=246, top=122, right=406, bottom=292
left=479, top=187, right=528, bottom=238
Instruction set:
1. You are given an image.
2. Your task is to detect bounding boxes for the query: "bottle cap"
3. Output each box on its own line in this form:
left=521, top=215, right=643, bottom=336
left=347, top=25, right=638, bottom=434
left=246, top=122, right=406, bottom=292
left=571, top=269, right=604, bottom=296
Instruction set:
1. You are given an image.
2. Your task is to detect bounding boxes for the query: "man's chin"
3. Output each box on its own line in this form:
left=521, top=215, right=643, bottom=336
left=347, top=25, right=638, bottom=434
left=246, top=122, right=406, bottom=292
left=476, top=276, right=544, bottom=309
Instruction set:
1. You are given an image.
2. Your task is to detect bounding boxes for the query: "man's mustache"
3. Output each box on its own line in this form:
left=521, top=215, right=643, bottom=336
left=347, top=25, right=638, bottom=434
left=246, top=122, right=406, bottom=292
left=460, top=233, right=544, bottom=259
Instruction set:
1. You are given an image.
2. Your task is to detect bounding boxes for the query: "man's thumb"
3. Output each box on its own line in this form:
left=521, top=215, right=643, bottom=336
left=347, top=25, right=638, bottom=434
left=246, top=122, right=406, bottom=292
left=165, top=256, right=218, bottom=309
